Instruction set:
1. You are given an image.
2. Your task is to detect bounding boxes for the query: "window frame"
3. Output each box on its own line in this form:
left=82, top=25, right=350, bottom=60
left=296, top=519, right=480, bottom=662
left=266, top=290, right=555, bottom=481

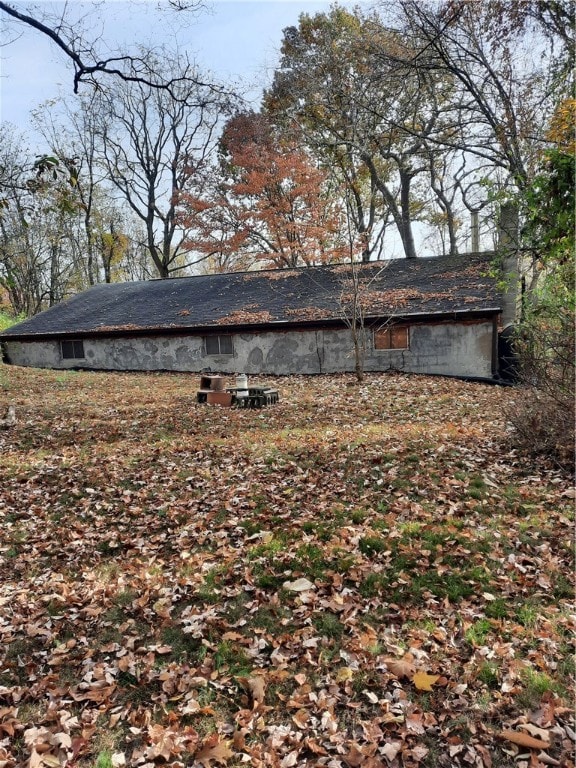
left=373, top=325, right=410, bottom=351
left=60, top=339, right=86, bottom=360
left=204, top=335, right=234, bottom=356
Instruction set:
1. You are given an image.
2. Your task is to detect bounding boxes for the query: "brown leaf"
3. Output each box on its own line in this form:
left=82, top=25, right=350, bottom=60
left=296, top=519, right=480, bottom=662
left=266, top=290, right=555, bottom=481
left=71, top=684, right=117, bottom=703
left=39, top=756, right=60, bottom=768
left=343, top=744, right=367, bottom=767
left=155, top=645, right=173, bottom=654
left=381, top=742, right=402, bottom=761
left=517, top=723, right=552, bottom=741
left=385, top=657, right=416, bottom=679
left=292, top=709, right=309, bottom=729
left=302, top=737, right=328, bottom=755
left=232, top=730, right=246, bottom=751
left=29, top=749, right=43, bottom=768
left=195, top=739, right=233, bottom=766
left=498, top=730, right=551, bottom=749
left=247, top=676, right=266, bottom=704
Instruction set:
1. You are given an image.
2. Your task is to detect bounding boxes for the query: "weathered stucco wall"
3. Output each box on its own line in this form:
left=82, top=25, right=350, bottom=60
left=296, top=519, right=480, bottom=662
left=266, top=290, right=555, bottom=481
left=2, top=319, right=495, bottom=378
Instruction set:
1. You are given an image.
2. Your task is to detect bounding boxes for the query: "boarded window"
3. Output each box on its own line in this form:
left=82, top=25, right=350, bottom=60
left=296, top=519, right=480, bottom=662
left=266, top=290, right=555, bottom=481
left=204, top=335, right=233, bottom=356
left=374, top=326, right=409, bottom=351
left=60, top=339, right=85, bottom=359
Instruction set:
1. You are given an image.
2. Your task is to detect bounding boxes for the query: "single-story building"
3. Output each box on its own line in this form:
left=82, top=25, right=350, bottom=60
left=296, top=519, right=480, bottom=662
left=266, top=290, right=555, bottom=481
left=0, top=253, right=507, bottom=379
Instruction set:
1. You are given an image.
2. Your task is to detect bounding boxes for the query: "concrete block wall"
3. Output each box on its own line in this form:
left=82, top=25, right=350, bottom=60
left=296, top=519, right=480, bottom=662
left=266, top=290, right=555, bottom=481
left=3, top=318, right=495, bottom=379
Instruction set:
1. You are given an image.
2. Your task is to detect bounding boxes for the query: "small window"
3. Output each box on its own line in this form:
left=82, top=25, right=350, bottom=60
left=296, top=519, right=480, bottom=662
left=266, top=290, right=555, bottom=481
left=374, top=326, right=409, bottom=351
left=204, top=335, right=233, bottom=356
left=61, top=339, right=85, bottom=359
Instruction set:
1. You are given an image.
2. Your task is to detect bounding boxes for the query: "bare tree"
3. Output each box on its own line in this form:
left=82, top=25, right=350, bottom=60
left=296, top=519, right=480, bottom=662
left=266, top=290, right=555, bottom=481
left=387, top=0, right=567, bottom=194
left=0, top=129, right=78, bottom=314
left=93, top=50, right=235, bottom=278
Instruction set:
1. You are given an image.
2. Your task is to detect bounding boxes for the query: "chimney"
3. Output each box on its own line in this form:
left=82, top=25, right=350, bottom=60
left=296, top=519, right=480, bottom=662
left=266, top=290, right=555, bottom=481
left=498, top=203, right=520, bottom=327
left=498, top=203, right=519, bottom=252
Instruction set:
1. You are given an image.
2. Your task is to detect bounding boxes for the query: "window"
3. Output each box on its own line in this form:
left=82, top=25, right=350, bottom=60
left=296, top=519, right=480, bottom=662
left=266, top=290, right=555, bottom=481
left=60, top=339, right=85, bottom=359
left=374, top=326, right=409, bottom=351
left=204, top=335, right=233, bottom=356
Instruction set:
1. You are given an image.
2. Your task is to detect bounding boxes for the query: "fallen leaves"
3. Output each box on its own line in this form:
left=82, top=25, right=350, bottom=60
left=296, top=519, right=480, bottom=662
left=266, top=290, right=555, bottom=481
left=384, top=657, right=416, bottom=680
left=499, top=729, right=550, bottom=750
left=239, top=675, right=266, bottom=705
left=412, top=671, right=440, bottom=692
left=283, top=577, right=315, bottom=592
left=0, top=367, right=573, bottom=767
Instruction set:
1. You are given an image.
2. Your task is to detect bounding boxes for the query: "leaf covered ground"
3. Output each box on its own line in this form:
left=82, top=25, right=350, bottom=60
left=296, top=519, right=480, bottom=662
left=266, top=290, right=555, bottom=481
left=0, top=366, right=573, bottom=768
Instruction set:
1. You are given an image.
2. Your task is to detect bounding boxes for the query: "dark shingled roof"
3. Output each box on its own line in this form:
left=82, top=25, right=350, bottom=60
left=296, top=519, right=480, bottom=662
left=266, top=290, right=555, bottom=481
left=0, top=253, right=501, bottom=340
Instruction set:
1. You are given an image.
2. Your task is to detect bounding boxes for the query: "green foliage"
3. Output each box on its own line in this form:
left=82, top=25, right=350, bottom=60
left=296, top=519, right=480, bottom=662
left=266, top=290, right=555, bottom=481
left=0, top=311, right=25, bottom=331
left=313, top=612, right=345, bottom=640
left=523, top=148, right=575, bottom=269
left=465, top=619, right=492, bottom=646
left=477, top=661, right=499, bottom=689
left=509, top=141, right=575, bottom=467
left=213, top=640, right=251, bottom=674
left=485, top=598, right=509, bottom=620
left=359, top=572, right=388, bottom=598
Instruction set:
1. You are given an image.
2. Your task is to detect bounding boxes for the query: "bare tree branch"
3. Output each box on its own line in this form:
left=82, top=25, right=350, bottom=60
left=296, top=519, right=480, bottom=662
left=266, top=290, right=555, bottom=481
left=0, top=0, right=220, bottom=98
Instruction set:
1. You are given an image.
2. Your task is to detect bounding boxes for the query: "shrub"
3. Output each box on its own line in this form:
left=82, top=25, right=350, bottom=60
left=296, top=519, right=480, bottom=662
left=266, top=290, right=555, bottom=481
left=0, top=311, right=25, bottom=332
left=507, top=265, right=575, bottom=471
left=507, top=136, right=575, bottom=470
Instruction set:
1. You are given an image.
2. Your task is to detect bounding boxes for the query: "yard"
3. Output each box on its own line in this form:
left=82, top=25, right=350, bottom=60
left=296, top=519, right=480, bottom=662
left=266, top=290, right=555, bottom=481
left=0, top=366, right=573, bottom=768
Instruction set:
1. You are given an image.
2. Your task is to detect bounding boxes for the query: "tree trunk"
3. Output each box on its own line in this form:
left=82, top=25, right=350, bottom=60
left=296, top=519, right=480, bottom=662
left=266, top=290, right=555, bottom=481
left=398, top=169, right=417, bottom=260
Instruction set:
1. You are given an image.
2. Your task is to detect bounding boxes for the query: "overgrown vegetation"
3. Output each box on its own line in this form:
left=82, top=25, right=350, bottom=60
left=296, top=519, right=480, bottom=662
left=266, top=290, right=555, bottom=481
left=0, top=368, right=573, bottom=767
left=0, top=310, right=23, bottom=332
left=508, top=99, right=575, bottom=469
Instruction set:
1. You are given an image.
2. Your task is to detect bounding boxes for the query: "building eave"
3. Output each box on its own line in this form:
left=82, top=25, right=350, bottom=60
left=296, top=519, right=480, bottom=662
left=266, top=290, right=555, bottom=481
left=0, top=306, right=502, bottom=343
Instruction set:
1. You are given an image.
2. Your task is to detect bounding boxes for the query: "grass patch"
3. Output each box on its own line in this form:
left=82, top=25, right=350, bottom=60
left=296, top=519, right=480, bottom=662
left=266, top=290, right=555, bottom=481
left=485, top=598, right=510, bottom=620
left=358, top=535, right=388, bottom=556
left=313, top=612, right=345, bottom=640
left=160, top=624, right=206, bottom=663
left=477, top=661, right=500, bottom=689
left=516, top=669, right=565, bottom=710
left=350, top=508, right=368, bottom=524
left=465, top=619, right=493, bottom=646
left=213, top=640, right=251, bottom=675
left=359, top=572, right=389, bottom=598
left=94, top=753, right=114, bottom=768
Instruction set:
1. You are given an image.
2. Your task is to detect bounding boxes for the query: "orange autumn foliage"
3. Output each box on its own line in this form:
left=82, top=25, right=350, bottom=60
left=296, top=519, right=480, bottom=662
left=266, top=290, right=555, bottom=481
left=179, top=112, right=349, bottom=271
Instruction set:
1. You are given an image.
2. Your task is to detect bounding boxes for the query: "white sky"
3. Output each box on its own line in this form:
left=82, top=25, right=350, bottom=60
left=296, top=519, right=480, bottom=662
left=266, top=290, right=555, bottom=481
left=0, top=0, right=367, bottom=142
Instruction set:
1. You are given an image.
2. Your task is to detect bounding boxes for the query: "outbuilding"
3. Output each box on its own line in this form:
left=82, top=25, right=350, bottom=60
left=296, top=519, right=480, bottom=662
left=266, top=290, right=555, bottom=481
left=0, top=253, right=505, bottom=379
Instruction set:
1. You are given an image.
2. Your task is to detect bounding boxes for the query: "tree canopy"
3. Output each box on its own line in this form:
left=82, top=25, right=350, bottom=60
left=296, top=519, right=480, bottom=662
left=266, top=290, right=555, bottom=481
left=1, top=0, right=573, bottom=312
left=178, top=111, right=347, bottom=270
